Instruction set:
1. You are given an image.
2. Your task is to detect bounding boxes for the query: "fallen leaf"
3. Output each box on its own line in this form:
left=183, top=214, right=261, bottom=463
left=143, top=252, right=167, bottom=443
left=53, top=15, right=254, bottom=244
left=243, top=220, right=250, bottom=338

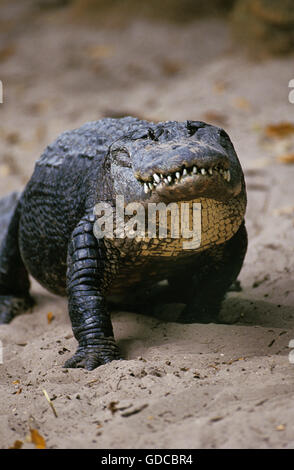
left=47, top=312, right=54, bottom=324
left=12, top=380, right=20, bottom=385
left=0, top=45, right=16, bottom=62
left=276, top=424, right=285, bottom=431
left=233, top=97, right=252, bottom=111
left=213, top=80, right=228, bottom=94
left=87, top=44, right=115, bottom=59
left=107, top=401, right=119, bottom=415
left=29, top=428, right=46, bottom=449
left=210, top=416, right=224, bottom=423
left=9, top=440, right=23, bottom=449
left=5, top=132, right=20, bottom=145
left=277, top=153, right=294, bottom=164
left=265, top=122, right=294, bottom=139
left=160, top=59, right=182, bottom=76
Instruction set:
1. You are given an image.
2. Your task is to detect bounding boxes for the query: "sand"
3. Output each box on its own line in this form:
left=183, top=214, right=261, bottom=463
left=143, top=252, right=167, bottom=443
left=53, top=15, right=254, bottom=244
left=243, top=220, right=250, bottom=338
left=0, top=1, right=294, bottom=449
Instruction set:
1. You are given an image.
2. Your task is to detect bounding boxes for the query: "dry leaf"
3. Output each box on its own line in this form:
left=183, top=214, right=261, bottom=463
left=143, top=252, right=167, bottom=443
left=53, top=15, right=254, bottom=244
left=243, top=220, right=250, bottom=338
left=9, top=440, right=23, bottom=449
left=12, top=380, right=20, bottom=385
left=276, top=424, right=285, bottom=431
left=87, top=44, right=115, bottom=60
left=6, top=132, right=20, bottom=145
left=265, top=122, right=294, bottom=139
left=107, top=401, right=119, bottom=414
left=47, top=312, right=54, bottom=324
left=277, top=153, right=294, bottom=164
left=233, top=97, right=252, bottom=111
left=0, top=45, right=16, bottom=62
left=29, top=428, right=46, bottom=449
left=213, top=80, right=227, bottom=94
left=160, top=59, right=182, bottom=76
left=210, top=416, right=224, bottom=423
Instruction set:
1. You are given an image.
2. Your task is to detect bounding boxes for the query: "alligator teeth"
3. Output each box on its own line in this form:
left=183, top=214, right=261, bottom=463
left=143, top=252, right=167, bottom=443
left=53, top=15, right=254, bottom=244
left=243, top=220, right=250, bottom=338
left=140, top=164, right=230, bottom=191
left=223, top=170, right=230, bottom=182
left=153, top=173, right=161, bottom=183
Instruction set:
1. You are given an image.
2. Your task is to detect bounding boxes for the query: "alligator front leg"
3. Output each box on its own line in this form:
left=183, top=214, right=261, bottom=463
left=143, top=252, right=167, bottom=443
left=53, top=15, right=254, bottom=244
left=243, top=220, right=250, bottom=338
left=64, top=214, right=121, bottom=370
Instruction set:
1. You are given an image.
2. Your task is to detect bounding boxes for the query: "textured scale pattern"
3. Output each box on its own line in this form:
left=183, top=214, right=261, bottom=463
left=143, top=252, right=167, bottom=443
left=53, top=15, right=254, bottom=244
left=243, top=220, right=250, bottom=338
left=0, top=117, right=247, bottom=370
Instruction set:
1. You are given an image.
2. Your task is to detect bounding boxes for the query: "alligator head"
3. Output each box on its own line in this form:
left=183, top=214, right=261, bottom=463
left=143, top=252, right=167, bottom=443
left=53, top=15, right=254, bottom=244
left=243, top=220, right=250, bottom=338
left=105, top=120, right=245, bottom=205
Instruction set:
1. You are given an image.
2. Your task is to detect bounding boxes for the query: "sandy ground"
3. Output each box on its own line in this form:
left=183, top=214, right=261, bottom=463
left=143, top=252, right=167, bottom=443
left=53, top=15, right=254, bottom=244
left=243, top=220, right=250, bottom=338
left=0, top=1, right=294, bottom=449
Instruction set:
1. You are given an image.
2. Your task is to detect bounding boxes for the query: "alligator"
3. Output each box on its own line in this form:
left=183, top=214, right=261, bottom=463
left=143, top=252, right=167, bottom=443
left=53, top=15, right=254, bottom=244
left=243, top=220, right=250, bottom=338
left=0, top=117, right=247, bottom=370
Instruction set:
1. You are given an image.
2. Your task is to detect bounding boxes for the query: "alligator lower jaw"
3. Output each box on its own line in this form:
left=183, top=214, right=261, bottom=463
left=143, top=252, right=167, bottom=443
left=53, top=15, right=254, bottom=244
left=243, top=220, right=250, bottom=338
left=136, top=166, right=241, bottom=202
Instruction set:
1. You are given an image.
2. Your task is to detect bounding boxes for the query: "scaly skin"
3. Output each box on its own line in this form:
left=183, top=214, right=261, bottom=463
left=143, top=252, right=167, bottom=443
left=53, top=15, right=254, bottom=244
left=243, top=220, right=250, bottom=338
left=0, top=117, right=247, bottom=370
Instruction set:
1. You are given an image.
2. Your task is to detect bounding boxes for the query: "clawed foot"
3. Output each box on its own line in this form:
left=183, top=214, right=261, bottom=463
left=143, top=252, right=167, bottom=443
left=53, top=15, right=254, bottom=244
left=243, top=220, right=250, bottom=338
left=63, top=338, right=122, bottom=370
left=0, top=294, right=35, bottom=324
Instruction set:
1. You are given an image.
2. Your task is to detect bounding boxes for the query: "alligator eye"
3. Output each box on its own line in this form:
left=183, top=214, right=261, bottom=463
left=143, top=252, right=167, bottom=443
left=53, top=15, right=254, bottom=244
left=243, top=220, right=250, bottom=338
left=130, top=127, right=163, bottom=141
left=148, top=127, right=164, bottom=141
left=186, top=120, right=206, bottom=136
left=110, top=149, right=131, bottom=168
left=130, top=129, right=149, bottom=140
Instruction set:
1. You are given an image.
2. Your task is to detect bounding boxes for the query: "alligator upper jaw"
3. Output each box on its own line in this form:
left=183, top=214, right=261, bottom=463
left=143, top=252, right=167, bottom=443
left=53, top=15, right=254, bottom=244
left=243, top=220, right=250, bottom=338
left=136, top=164, right=241, bottom=202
